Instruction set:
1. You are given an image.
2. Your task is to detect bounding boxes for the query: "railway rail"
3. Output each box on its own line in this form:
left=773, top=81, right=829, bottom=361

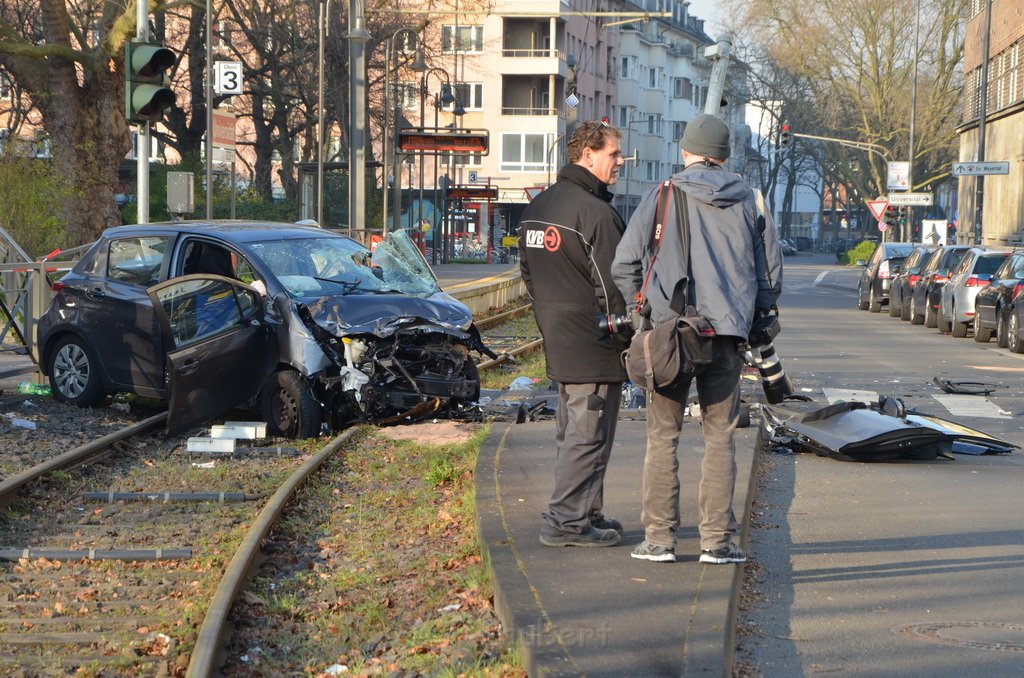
left=0, top=296, right=539, bottom=673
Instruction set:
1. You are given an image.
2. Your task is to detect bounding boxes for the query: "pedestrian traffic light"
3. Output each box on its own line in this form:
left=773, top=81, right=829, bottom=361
left=780, top=123, right=791, bottom=148
left=124, top=41, right=176, bottom=124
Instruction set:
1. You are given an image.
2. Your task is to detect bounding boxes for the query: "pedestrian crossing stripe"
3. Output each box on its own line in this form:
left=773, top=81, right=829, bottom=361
left=821, top=388, right=1011, bottom=419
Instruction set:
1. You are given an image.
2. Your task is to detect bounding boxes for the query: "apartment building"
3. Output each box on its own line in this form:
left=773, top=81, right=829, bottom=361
left=957, top=0, right=1024, bottom=245
left=400, top=0, right=737, bottom=247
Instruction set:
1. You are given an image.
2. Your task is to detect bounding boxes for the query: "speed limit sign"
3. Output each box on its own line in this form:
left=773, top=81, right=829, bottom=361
left=215, top=61, right=243, bottom=95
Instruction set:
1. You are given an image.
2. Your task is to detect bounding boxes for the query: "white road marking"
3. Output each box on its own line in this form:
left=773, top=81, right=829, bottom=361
left=822, top=388, right=878, bottom=405
left=931, top=394, right=1012, bottom=419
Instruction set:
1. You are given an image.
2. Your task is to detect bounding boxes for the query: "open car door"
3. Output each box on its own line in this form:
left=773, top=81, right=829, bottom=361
left=148, top=275, right=277, bottom=436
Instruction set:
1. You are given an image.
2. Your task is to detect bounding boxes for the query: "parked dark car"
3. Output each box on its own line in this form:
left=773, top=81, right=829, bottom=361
left=1005, top=286, right=1024, bottom=354
left=856, top=242, right=915, bottom=312
left=937, top=248, right=1011, bottom=337
left=973, top=250, right=1024, bottom=346
left=888, top=245, right=936, bottom=319
left=909, top=245, right=971, bottom=327
left=38, top=222, right=496, bottom=438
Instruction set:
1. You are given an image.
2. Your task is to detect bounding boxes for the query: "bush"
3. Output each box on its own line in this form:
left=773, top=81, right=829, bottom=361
left=0, top=148, right=74, bottom=259
left=843, top=240, right=877, bottom=265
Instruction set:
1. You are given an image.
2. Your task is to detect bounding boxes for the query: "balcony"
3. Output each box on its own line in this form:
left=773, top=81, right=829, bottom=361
left=501, top=74, right=565, bottom=118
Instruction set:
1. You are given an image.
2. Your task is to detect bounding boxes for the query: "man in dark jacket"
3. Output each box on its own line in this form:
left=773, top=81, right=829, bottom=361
left=518, top=120, right=629, bottom=548
left=612, top=114, right=783, bottom=564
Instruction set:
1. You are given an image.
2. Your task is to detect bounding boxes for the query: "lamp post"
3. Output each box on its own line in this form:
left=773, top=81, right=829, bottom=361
left=346, top=2, right=371, bottom=238
left=417, top=67, right=463, bottom=259
left=382, top=29, right=426, bottom=235
left=316, top=0, right=333, bottom=227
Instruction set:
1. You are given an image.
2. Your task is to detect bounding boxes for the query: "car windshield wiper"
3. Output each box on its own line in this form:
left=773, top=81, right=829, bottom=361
left=313, top=276, right=362, bottom=293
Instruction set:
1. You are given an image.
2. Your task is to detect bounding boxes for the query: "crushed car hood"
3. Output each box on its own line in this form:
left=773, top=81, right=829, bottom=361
left=761, top=399, right=1018, bottom=461
left=302, top=292, right=472, bottom=337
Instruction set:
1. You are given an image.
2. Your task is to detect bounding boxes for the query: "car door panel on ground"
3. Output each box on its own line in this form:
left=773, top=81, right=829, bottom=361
left=148, top=275, right=276, bottom=436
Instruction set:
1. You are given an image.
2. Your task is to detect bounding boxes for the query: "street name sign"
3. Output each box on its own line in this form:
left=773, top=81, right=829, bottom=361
left=887, top=192, right=934, bottom=206
left=951, top=161, right=1010, bottom=176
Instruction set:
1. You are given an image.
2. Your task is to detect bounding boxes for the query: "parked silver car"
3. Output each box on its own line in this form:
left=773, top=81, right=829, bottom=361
left=937, top=247, right=1011, bottom=337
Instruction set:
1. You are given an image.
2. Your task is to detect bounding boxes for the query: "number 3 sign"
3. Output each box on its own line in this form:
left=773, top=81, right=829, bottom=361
left=215, top=62, right=243, bottom=95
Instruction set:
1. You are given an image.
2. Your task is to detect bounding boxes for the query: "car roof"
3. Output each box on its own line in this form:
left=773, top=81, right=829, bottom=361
left=99, top=220, right=351, bottom=245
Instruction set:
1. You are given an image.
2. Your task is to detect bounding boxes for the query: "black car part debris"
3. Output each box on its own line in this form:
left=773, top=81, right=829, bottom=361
left=932, top=376, right=998, bottom=396
left=760, top=396, right=1017, bottom=462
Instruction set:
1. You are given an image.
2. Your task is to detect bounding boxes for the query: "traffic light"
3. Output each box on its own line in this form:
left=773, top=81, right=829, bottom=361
left=884, top=205, right=899, bottom=229
left=780, top=123, right=791, bottom=148
left=124, top=41, right=176, bottom=124
left=898, top=206, right=908, bottom=227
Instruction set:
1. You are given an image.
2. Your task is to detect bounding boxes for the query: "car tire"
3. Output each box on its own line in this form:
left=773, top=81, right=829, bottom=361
left=857, top=286, right=869, bottom=311
left=996, top=310, right=1009, bottom=348
left=910, top=294, right=924, bottom=325
left=262, top=369, right=322, bottom=439
left=936, top=304, right=949, bottom=333
left=47, top=335, right=107, bottom=407
left=901, top=296, right=911, bottom=321
left=925, top=296, right=938, bottom=328
left=868, top=287, right=881, bottom=313
left=951, top=303, right=968, bottom=338
left=889, top=291, right=902, bottom=317
left=973, top=313, right=992, bottom=343
left=1008, top=311, right=1024, bottom=354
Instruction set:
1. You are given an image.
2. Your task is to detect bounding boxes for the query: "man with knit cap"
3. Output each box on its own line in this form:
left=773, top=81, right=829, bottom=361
left=519, top=120, right=629, bottom=548
left=611, top=113, right=783, bottom=564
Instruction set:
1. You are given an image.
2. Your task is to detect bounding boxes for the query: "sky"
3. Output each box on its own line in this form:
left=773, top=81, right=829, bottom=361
left=685, top=0, right=729, bottom=38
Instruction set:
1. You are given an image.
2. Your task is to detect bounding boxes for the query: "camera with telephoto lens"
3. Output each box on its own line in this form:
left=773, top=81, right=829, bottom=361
left=741, top=310, right=793, bottom=404
left=598, top=306, right=644, bottom=334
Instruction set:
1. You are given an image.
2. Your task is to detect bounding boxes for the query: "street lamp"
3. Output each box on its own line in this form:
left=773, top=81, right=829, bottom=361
left=382, top=29, right=426, bottom=234
left=346, top=3, right=371, bottom=238
left=317, top=0, right=333, bottom=227
left=417, top=67, right=464, bottom=261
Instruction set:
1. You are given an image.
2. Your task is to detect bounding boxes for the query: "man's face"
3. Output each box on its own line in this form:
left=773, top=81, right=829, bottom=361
left=585, top=137, right=625, bottom=185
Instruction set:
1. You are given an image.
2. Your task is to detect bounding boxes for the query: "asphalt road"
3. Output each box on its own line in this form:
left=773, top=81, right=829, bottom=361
left=735, top=252, right=1024, bottom=676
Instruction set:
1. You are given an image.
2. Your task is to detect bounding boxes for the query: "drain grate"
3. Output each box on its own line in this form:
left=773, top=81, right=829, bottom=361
left=896, top=622, right=1024, bottom=652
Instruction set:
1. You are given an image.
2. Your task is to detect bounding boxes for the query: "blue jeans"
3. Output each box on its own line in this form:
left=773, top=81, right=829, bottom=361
left=640, top=337, right=743, bottom=551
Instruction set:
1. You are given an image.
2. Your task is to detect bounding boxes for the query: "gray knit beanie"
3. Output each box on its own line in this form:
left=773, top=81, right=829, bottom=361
left=681, top=114, right=731, bottom=159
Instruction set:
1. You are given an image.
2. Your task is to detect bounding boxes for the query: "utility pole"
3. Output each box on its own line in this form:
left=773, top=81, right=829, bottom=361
left=136, top=0, right=150, bottom=223
left=348, top=0, right=371, bottom=238
left=974, top=0, right=993, bottom=245
left=703, top=34, right=732, bottom=117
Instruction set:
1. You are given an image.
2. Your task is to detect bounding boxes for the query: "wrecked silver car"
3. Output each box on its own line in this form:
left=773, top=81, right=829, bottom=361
left=38, top=222, right=496, bottom=437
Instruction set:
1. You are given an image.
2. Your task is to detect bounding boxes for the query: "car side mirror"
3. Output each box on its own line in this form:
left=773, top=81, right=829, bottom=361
left=856, top=259, right=867, bottom=267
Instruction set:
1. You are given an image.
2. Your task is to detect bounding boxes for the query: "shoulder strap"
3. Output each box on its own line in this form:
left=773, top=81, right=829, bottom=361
left=668, top=187, right=694, bottom=315
left=637, top=181, right=673, bottom=304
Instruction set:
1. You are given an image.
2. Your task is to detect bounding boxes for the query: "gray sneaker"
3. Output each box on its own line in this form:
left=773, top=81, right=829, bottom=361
left=539, top=525, right=621, bottom=548
left=699, top=542, right=747, bottom=564
left=631, top=540, right=676, bottom=563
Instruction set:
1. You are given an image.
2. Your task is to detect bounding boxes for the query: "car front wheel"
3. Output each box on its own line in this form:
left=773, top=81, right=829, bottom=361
left=857, top=285, right=869, bottom=311
left=996, top=310, right=1010, bottom=348
left=47, top=335, right=106, bottom=407
left=951, top=302, right=969, bottom=338
left=1008, top=311, right=1024, bottom=354
left=868, top=287, right=881, bottom=313
left=262, top=369, right=322, bottom=439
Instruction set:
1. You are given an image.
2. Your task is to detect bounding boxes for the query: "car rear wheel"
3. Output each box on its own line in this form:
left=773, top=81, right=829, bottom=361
left=900, top=296, right=911, bottom=321
left=1008, top=311, right=1024, bottom=354
left=47, top=335, right=106, bottom=407
left=936, top=304, right=949, bottom=333
left=951, top=303, right=968, bottom=338
left=924, top=294, right=938, bottom=328
left=973, top=313, right=992, bottom=343
left=996, top=310, right=1009, bottom=348
left=889, top=291, right=901, bottom=317
left=857, top=286, right=869, bottom=311
left=868, top=288, right=881, bottom=313
left=910, top=294, right=924, bottom=325
left=262, top=369, right=322, bottom=439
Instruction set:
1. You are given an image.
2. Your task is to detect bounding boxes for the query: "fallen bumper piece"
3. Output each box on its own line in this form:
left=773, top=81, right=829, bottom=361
left=760, top=398, right=1017, bottom=461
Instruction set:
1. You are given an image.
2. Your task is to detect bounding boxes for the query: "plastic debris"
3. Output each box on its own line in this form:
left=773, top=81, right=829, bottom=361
left=509, top=376, right=536, bottom=391
left=16, top=382, right=51, bottom=396
left=324, top=664, right=348, bottom=675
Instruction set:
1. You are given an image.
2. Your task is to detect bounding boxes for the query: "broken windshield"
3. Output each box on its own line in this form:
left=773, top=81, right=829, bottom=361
left=246, top=231, right=440, bottom=299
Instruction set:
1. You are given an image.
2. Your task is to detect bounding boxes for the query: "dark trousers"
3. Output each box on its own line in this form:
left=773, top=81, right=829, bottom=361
left=541, top=381, right=622, bottom=534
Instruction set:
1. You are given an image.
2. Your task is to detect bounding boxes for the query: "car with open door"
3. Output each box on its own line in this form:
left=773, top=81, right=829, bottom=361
left=38, top=221, right=496, bottom=438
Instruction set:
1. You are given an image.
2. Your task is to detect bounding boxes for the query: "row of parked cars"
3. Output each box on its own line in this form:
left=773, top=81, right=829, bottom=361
left=856, top=241, right=1024, bottom=353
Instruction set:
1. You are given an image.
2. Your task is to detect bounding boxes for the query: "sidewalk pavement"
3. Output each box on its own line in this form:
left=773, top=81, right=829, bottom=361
left=476, top=400, right=762, bottom=676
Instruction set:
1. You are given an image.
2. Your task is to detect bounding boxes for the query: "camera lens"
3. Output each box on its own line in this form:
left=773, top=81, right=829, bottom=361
left=746, top=342, right=794, bottom=404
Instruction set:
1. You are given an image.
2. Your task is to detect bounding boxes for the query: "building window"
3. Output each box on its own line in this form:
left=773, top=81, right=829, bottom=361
left=442, top=25, right=483, bottom=53
left=645, top=161, right=657, bottom=181
left=500, top=132, right=553, bottom=172
left=449, top=82, right=483, bottom=110
left=396, top=82, right=419, bottom=110
left=673, top=77, right=692, bottom=100
left=445, top=152, right=482, bottom=168
left=213, top=21, right=234, bottom=49
left=672, top=121, right=685, bottom=141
